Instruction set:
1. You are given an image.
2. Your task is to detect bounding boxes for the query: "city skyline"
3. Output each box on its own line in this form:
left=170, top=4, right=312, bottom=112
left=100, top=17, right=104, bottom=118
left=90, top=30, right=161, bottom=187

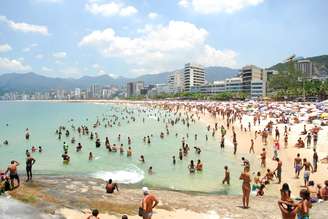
left=0, top=0, right=327, bottom=78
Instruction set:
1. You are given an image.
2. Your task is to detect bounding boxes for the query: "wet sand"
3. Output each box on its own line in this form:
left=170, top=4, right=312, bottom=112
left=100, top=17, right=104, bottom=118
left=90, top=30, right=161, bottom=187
left=8, top=175, right=328, bottom=219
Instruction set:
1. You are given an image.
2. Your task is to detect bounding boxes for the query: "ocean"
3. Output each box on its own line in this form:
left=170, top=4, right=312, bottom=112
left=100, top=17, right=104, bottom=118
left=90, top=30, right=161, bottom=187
left=0, top=101, right=247, bottom=194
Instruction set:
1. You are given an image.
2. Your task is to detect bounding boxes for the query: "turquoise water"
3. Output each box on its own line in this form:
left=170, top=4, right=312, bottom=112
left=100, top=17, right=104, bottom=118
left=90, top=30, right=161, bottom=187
left=0, top=101, right=246, bottom=194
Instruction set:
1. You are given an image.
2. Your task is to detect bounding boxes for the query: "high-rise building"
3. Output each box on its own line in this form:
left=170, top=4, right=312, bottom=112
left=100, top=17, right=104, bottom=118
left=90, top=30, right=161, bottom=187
left=90, top=84, right=101, bottom=98
left=295, top=59, right=314, bottom=79
left=126, top=81, right=145, bottom=97
left=240, top=65, right=263, bottom=93
left=184, top=63, right=205, bottom=92
left=135, top=81, right=144, bottom=95
left=168, top=70, right=184, bottom=93
left=74, top=88, right=81, bottom=98
left=127, top=82, right=135, bottom=97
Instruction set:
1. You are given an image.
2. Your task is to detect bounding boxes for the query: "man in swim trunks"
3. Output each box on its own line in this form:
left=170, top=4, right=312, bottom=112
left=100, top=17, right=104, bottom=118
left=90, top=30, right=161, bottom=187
left=26, top=154, right=36, bottom=182
left=5, top=160, right=20, bottom=188
left=140, top=187, right=158, bottom=219
left=294, top=153, right=302, bottom=178
left=301, top=159, right=313, bottom=187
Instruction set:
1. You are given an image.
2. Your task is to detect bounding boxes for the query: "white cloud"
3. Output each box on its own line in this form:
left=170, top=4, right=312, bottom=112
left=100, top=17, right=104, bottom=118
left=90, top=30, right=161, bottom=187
left=0, top=43, right=12, bottom=53
left=179, top=0, right=264, bottom=14
left=79, top=20, right=237, bottom=75
left=148, top=12, right=158, bottom=19
left=0, top=57, right=31, bottom=73
left=119, top=6, right=138, bottom=16
left=53, top=52, right=67, bottom=59
left=178, top=0, right=189, bottom=8
left=85, top=1, right=137, bottom=17
left=0, top=16, right=49, bottom=35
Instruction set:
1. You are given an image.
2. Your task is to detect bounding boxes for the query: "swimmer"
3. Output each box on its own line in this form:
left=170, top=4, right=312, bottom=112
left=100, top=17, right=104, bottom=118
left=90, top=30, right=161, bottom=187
left=148, top=166, right=154, bottom=175
left=62, top=152, right=70, bottom=164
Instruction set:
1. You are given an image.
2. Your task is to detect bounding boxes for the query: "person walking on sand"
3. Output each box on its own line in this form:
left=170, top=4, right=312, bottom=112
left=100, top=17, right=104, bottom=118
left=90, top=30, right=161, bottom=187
left=239, top=166, right=251, bottom=209
left=274, top=158, right=282, bottom=184
left=294, top=153, right=302, bottom=178
left=301, top=159, right=313, bottom=187
left=249, top=139, right=255, bottom=154
left=140, top=187, right=159, bottom=219
left=313, top=149, right=318, bottom=172
left=260, top=148, right=266, bottom=168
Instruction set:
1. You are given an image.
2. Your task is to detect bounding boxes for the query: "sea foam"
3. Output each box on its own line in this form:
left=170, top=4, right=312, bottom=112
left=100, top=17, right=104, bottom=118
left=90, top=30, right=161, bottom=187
left=91, top=165, right=144, bottom=184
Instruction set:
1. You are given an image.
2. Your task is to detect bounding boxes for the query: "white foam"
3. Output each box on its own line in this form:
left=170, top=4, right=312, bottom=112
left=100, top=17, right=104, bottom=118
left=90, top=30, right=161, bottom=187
left=91, top=165, right=144, bottom=184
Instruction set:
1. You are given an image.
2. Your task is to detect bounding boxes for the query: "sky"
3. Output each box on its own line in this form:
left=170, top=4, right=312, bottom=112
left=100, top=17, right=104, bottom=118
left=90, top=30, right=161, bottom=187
left=0, top=0, right=327, bottom=78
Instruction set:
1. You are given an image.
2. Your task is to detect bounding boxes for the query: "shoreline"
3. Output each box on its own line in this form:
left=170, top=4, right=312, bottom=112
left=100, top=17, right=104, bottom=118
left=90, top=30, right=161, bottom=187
left=6, top=175, right=328, bottom=219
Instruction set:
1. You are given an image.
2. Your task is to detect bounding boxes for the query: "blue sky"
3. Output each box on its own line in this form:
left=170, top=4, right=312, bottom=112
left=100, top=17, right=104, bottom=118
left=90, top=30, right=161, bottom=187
left=0, top=0, right=327, bottom=78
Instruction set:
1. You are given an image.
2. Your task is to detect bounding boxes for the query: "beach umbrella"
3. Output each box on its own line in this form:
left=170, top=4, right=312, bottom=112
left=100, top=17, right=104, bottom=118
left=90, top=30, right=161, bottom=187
left=320, top=113, right=328, bottom=119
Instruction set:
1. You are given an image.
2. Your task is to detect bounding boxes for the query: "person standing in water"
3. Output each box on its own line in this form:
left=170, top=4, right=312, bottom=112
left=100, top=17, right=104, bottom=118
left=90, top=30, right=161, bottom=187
left=222, top=166, right=230, bottom=185
left=89, top=152, right=93, bottom=160
left=26, top=154, right=36, bottom=182
left=239, top=166, right=251, bottom=209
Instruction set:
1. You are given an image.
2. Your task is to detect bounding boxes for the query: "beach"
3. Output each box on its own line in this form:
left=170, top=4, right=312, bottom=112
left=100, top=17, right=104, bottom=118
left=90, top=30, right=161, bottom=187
left=1, top=99, right=328, bottom=218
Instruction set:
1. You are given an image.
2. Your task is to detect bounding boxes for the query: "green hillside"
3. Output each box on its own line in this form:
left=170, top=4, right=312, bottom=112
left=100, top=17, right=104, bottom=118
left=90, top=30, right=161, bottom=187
left=269, top=55, right=328, bottom=74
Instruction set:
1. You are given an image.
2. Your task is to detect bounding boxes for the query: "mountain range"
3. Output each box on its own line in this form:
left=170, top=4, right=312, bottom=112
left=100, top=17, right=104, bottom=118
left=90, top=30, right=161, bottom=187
left=1, top=55, right=327, bottom=92
left=0, top=66, right=239, bottom=92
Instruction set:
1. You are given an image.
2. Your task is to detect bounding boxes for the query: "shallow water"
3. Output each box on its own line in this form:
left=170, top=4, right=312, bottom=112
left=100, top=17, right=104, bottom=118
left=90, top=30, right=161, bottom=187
left=0, top=101, right=249, bottom=194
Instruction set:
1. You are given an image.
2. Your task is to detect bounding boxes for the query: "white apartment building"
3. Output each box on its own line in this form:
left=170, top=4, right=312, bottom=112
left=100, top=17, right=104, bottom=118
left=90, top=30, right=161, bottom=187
left=168, top=70, right=184, bottom=93
left=225, top=77, right=243, bottom=92
left=240, top=65, right=263, bottom=93
left=251, top=80, right=266, bottom=99
left=184, top=63, right=205, bottom=92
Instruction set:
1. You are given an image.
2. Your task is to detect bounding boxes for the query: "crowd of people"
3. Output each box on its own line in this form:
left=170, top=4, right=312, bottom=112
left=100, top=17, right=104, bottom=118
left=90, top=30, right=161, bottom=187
left=1, top=100, right=328, bottom=219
